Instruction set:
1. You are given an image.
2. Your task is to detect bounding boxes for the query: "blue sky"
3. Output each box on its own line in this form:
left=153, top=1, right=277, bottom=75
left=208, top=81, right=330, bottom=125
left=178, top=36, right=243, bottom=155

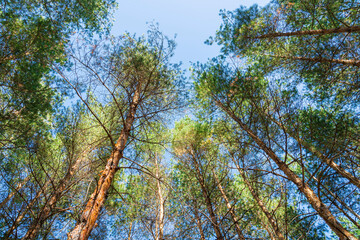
left=112, top=0, right=270, bottom=68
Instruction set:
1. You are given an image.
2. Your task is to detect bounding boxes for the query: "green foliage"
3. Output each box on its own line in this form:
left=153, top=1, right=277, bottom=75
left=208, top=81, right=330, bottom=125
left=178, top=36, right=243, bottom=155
left=213, top=0, right=360, bottom=104
left=172, top=116, right=212, bottom=154
left=0, top=0, right=116, bottom=150
left=1, top=0, right=359, bottom=239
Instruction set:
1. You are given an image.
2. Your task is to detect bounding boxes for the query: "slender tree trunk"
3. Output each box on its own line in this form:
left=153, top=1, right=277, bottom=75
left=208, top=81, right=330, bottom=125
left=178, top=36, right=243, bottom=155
left=191, top=155, right=224, bottom=240
left=273, top=55, right=360, bottom=66
left=4, top=180, right=49, bottom=239
left=269, top=116, right=360, bottom=190
left=67, top=81, right=142, bottom=240
left=247, top=26, right=360, bottom=39
left=23, top=148, right=91, bottom=239
left=211, top=169, right=245, bottom=240
left=309, top=172, right=360, bottom=229
left=155, top=156, right=165, bottom=240
left=215, top=100, right=357, bottom=240
left=267, top=114, right=360, bottom=229
left=193, top=199, right=206, bottom=240
left=302, top=139, right=360, bottom=189
left=233, top=163, right=285, bottom=240
left=284, top=182, right=288, bottom=240
left=128, top=222, right=132, bottom=240
left=260, top=221, right=276, bottom=240
left=0, top=175, right=30, bottom=209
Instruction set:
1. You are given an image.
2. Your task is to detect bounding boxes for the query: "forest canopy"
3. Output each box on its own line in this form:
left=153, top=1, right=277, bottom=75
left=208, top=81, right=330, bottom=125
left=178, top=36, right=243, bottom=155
left=0, top=0, right=359, bottom=239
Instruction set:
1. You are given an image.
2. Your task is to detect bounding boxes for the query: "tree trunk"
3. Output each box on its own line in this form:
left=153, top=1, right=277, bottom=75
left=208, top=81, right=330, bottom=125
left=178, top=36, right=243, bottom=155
left=233, top=164, right=285, bottom=240
left=211, top=169, right=245, bottom=240
left=67, top=81, right=142, bottom=240
left=23, top=148, right=91, bottom=239
left=261, top=221, right=276, bottom=240
left=4, top=180, right=50, bottom=239
left=0, top=175, right=30, bottom=209
left=193, top=199, right=206, bottom=240
left=215, top=99, right=357, bottom=240
left=191, top=155, right=224, bottom=240
left=309, top=171, right=360, bottom=229
left=268, top=116, right=360, bottom=190
left=273, top=55, right=360, bottom=67
left=247, top=26, right=360, bottom=39
left=155, top=156, right=165, bottom=240
left=128, top=222, right=133, bottom=240
left=266, top=113, right=360, bottom=229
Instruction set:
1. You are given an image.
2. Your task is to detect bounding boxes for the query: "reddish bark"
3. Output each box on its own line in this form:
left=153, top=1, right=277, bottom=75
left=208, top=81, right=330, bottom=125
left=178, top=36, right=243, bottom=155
left=191, top=154, right=224, bottom=240
left=235, top=165, right=285, bottom=240
left=23, top=149, right=90, bottom=239
left=212, top=169, right=246, bottom=240
left=274, top=55, right=360, bottom=67
left=270, top=117, right=360, bottom=190
left=215, top=100, right=357, bottom=240
left=247, top=26, right=360, bottom=39
left=0, top=175, right=30, bottom=209
left=67, top=81, right=142, bottom=240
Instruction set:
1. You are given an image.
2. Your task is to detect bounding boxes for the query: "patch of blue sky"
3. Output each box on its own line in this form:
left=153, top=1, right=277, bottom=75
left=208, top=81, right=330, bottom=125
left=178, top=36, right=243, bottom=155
left=112, top=0, right=270, bottom=69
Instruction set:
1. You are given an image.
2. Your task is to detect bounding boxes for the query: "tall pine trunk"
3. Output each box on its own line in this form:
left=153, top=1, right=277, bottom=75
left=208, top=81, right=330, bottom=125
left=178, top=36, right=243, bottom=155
left=191, top=153, right=224, bottom=240
left=155, top=156, right=165, bottom=240
left=235, top=164, right=285, bottom=240
left=67, top=81, right=142, bottom=240
left=215, top=99, right=357, bottom=240
left=247, top=26, right=360, bottom=39
left=212, top=169, right=245, bottom=239
left=272, top=55, right=360, bottom=66
left=268, top=116, right=360, bottom=190
left=23, top=148, right=91, bottom=239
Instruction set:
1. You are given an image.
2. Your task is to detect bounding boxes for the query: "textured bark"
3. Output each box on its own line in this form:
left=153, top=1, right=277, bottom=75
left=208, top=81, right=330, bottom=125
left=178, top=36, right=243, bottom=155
left=309, top=173, right=360, bottom=229
left=155, top=156, right=165, bottom=240
left=128, top=222, right=133, bottom=240
left=192, top=155, right=224, bottom=240
left=274, top=55, right=360, bottom=67
left=4, top=180, right=49, bottom=239
left=270, top=117, right=360, bottom=190
left=261, top=221, right=276, bottom=240
left=67, top=82, right=142, bottom=240
left=234, top=165, right=285, bottom=240
left=215, top=100, right=357, bottom=240
left=23, top=149, right=90, bottom=239
left=193, top=199, right=206, bottom=240
left=212, top=169, right=245, bottom=240
left=247, top=26, right=360, bottom=39
left=0, top=175, right=30, bottom=209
